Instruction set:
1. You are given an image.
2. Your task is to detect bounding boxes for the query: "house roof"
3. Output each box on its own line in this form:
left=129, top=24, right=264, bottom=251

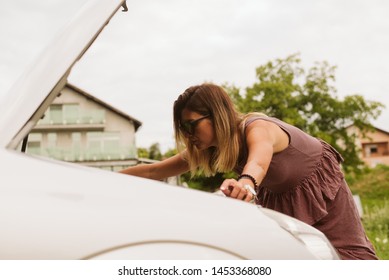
left=66, top=83, right=142, bottom=131
left=374, top=127, right=389, bottom=135
left=346, top=124, right=389, bottom=136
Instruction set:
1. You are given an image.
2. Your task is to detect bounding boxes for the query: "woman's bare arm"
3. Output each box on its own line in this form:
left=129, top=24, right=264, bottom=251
left=119, top=152, right=190, bottom=181
left=220, top=119, right=289, bottom=200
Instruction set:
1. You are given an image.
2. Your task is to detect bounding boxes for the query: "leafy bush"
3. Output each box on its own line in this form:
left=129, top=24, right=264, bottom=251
left=348, top=165, right=389, bottom=259
left=362, top=201, right=389, bottom=259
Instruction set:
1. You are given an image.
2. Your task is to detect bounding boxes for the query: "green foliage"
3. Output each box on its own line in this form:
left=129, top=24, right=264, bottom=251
left=163, top=148, right=178, bottom=158
left=182, top=171, right=236, bottom=193
left=225, top=54, right=385, bottom=172
left=348, top=165, right=389, bottom=259
left=137, top=147, right=149, bottom=158
left=137, top=143, right=163, bottom=160
left=347, top=165, right=389, bottom=208
left=363, top=201, right=389, bottom=260
left=149, top=143, right=162, bottom=160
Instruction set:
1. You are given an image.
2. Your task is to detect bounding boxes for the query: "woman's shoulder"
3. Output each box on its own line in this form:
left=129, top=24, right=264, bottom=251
left=243, top=114, right=323, bottom=150
left=243, top=113, right=285, bottom=127
left=243, top=114, right=290, bottom=135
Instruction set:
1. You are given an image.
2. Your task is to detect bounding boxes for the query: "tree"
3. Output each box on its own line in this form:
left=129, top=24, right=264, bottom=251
left=137, top=147, right=149, bottom=158
left=137, top=143, right=162, bottom=160
left=225, top=54, right=384, bottom=172
left=163, top=148, right=178, bottom=159
left=148, top=143, right=162, bottom=160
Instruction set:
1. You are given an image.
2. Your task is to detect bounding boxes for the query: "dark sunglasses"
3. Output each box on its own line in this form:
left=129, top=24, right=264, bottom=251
left=180, top=115, right=210, bottom=135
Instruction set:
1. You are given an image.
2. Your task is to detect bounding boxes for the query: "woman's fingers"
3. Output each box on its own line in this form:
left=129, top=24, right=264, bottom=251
left=220, top=179, right=253, bottom=202
left=231, top=185, right=246, bottom=200
left=243, top=191, right=254, bottom=202
left=219, top=179, right=235, bottom=196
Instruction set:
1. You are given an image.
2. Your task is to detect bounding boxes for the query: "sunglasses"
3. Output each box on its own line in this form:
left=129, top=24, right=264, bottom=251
left=180, top=115, right=210, bottom=135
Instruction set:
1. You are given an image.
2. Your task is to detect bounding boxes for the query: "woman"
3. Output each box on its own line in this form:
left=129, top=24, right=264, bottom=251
left=119, top=83, right=377, bottom=260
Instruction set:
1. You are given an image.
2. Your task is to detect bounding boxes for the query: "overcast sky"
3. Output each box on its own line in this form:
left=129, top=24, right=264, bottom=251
left=1, top=0, right=388, bottom=152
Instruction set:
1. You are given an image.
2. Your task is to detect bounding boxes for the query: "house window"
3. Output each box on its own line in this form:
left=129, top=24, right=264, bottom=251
left=86, top=132, right=120, bottom=160
left=364, top=144, right=378, bottom=157
left=87, top=132, right=120, bottom=149
left=27, top=133, right=42, bottom=154
left=50, top=104, right=63, bottom=124
left=45, top=104, right=80, bottom=124
left=63, top=104, right=80, bottom=124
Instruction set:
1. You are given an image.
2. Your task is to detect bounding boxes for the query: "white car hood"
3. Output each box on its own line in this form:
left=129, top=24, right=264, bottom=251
left=0, top=148, right=317, bottom=259
left=0, top=0, right=123, bottom=148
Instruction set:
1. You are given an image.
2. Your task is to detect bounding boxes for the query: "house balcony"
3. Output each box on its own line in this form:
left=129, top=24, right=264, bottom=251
left=27, top=146, right=137, bottom=162
left=34, top=110, right=106, bottom=131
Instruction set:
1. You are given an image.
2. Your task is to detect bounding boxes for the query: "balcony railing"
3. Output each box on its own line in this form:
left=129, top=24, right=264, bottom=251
left=38, top=110, right=105, bottom=125
left=27, top=146, right=137, bottom=162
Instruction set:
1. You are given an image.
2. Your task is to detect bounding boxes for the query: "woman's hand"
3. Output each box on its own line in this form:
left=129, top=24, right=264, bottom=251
left=219, top=179, right=256, bottom=203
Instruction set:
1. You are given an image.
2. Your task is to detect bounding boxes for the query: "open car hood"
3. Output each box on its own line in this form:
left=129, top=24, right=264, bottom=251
left=0, top=0, right=124, bottom=148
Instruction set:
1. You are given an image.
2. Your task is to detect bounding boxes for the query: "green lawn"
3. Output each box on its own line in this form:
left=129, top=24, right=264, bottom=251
left=347, top=165, right=389, bottom=260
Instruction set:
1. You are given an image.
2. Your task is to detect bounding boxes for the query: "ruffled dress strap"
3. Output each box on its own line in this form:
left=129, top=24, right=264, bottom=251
left=257, top=140, right=344, bottom=225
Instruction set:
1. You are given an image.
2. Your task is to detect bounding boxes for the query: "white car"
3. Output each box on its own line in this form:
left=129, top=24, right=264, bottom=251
left=0, top=0, right=339, bottom=260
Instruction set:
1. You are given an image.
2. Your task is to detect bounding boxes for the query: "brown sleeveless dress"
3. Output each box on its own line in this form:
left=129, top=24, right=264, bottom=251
left=235, top=116, right=377, bottom=260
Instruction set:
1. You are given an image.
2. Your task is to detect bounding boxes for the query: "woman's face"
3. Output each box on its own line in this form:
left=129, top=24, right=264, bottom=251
left=180, top=108, right=217, bottom=150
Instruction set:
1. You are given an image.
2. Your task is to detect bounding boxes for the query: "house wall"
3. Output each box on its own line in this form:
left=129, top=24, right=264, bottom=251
left=28, top=85, right=138, bottom=169
left=58, top=87, right=137, bottom=150
left=347, top=126, right=389, bottom=167
left=27, top=84, right=179, bottom=185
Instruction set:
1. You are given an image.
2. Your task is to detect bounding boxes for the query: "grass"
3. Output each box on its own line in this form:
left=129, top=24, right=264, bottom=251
left=346, top=165, right=389, bottom=260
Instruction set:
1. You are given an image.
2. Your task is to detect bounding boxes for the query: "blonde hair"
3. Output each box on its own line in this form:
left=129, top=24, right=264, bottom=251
left=173, top=83, right=243, bottom=177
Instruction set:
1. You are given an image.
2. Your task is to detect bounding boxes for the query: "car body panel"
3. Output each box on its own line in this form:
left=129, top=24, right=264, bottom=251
left=0, top=148, right=319, bottom=259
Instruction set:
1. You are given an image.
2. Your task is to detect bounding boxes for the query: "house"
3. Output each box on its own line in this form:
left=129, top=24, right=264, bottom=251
left=26, top=83, right=142, bottom=172
left=346, top=125, right=389, bottom=167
